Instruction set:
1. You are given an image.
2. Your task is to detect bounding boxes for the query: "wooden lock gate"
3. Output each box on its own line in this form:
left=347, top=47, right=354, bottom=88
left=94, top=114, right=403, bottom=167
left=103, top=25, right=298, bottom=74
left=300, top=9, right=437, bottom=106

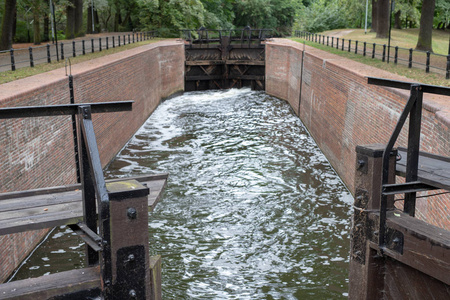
left=349, top=78, right=450, bottom=299
left=183, top=27, right=270, bottom=91
left=0, top=77, right=166, bottom=299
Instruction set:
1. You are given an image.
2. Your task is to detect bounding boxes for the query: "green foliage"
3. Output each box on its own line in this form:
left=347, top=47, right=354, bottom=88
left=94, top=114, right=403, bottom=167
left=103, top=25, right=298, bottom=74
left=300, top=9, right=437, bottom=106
left=435, top=0, right=450, bottom=28
left=296, top=0, right=347, bottom=33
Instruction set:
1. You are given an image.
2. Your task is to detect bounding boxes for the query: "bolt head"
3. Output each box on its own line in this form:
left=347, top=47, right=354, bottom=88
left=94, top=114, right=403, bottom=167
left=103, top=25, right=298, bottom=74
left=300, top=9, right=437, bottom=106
left=127, top=207, right=137, bottom=219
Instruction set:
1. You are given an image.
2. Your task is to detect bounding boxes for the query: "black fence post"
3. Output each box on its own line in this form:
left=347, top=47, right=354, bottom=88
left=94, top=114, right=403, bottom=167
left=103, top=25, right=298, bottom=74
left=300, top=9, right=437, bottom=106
left=331, top=37, right=334, bottom=47
left=91, top=39, right=95, bottom=53
left=382, top=44, right=386, bottom=62
left=99, top=38, right=102, bottom=51
left=128, top=34, right=130, bottom=44
left=408, top=48, right=413, bottom=68
left=446, top=55, right=450, bottom=79
left=118, top=35, right=121, bottom=46
left=61, top=42, right=64, bottom=60
left=394, top=46, right=398, bottom=64
left=372, top=43, right=376, bottom=59
left=47, top=44, right=51, bottom=63
left=348, top=39, right=351, bottom=52
left=82, top=40, right=86, bottom=55
left=327, top=36, right=329, bottom=46
left=426, top=51, right=430, bottom=73
left=106, top=37, right=109, bottom=50
left=112, top=36, right=115, bottom=48
left=336, top=37, right=339, bottom=49
left=72, top=41, right=76, bottom=57
left=363, top=42, right=366, bottom=56
left=323, top=35, right=325, bottom=44
left=10, top=49, right=15, bottom=71
left=29, top=47, right=34, bottom=67
left=124, top=35, right=126, bottom=45
left=342, top=39, right=345, bottom=51
left=140, top=32, right=143, bottom=41
left=355, top=40, right=358, bottom=54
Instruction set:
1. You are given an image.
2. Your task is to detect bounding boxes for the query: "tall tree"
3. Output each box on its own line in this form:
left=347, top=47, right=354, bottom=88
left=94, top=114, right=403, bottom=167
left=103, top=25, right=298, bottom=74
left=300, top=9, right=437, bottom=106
left=376, top=0, right=389, bottom=38
left=371, top=0, right=378, bottom=32
left=0, top=0, right=17, bottom=50
left=66, top=0, right=83, bottom=38
left=416, top=0, right=435, bottom=51
left=32, top=0, right=41, bottom=44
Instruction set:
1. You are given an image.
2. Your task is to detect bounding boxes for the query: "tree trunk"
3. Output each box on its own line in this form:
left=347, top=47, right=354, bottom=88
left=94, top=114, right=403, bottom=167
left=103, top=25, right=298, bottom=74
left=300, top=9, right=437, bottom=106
left=44, top=10, right=49, bottom=42
left=74, top=0, right=84, bottom=37
left=394, top=10, right=401, bottom=29
left=67, top=0, right=75, bottom=38
left=371, top=0, right=378, bottom=32
left=0, top=0, right=17, bottom=50
left=376, top=0, right=389, bottom=38
left=33, top=0, right=41, bottom=45
left=416, top=0, right=435, bottom=52
left=114, top=0, right=121, bottom=32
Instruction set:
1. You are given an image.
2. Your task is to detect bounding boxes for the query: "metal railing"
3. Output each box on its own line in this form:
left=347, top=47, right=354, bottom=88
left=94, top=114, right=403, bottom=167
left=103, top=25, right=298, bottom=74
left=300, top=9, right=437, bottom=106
left=181, top=27, right=272, bottom=47
left=0, top=31, right=158, bottom=73
left=294, top=31, right=450, bottom=79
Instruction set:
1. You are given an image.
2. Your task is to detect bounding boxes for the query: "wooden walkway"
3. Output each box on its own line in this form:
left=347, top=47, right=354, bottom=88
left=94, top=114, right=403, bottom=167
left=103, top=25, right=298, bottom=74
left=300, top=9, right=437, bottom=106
left=396, top=147, right=450, bottom=190
left=0, top=173, right=168, bottom=236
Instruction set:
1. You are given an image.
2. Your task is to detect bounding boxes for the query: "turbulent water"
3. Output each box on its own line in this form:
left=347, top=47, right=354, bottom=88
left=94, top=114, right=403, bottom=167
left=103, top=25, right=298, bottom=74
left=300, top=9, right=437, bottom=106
left=11, top=89, right=353, bottom=299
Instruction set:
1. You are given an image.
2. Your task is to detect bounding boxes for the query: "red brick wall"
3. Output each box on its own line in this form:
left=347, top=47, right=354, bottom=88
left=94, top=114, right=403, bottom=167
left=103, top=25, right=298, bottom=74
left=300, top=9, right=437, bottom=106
left=266, top=39, right=450, bottom=230
left=0, top=40, right=185, bottom=282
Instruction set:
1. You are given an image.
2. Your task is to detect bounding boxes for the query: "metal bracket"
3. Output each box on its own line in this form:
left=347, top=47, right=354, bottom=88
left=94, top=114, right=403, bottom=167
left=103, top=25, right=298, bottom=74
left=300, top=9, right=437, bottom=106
left=68, top=223, right=103, bottom=252
left=356, top=153, right=368, bottom=175
left=385, top=228, right=404, bottom=254
left=114, top=245, right=146, bottom=299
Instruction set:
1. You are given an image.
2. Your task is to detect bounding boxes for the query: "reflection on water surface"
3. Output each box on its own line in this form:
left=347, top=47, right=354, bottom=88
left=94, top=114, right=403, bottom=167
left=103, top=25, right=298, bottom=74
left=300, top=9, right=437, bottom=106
left=12, top=89, right=352, bottom=299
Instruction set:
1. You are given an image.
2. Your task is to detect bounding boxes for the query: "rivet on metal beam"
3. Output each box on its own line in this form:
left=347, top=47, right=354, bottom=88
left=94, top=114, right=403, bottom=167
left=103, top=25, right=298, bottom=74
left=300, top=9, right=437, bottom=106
left=127, top=207, right=137, bottom=219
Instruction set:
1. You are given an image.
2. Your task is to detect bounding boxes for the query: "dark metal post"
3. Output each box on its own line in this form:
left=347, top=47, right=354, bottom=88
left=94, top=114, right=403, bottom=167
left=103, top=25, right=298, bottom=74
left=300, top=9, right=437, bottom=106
left=133, top=33, right=135, bottom=43
left=112, top=36, right=115, bottom=48
left=128, top=34, right=130, bottom=44
left=99, top=38, right=102, bottom=51
left=118, top=35, right=121, bottom=47
left=408, top=48, right=413, bottom=68
left=123, top=35, right=126, bottom=45
left=47, top=44, right=51, bottom=63
left=382, top=44, right=386, bottom=62
left=348, top=39, right=351, bottom=52
left=10, top=49, right=15, bottom=71
left=55, top=42, right=59, bottom=62
left=331, top=37, right=334, bottom=47
left=404, top=85, right=423, bottom=216
left=82, top=40, right=86, bottom=55
left=91, top=39, right=95, bottom=53
left=68, top=75, right=80, bottom=183
left=106, top=37, right=109, bottom=50
left=425, top=51, right=430, bottom=73
left=327, top=36, right=329, bottom=46
left=72, top=41, right=76, bottom=57
left=342, top=39, right=345, bottom=51
left=363, top=42, right=366, bottom=56
left=372, top=43, right=376, bottom=58
left=336, top=37, right=339, bottom=49
left=446, top=55, right=450, bottom=79
left=29, top=47, right=34, bottom=67
left=355, top=40, right=358, bottom=54
left=60, top=42, right=64, bottom=60
left=394, top=46, right=398, bottom=64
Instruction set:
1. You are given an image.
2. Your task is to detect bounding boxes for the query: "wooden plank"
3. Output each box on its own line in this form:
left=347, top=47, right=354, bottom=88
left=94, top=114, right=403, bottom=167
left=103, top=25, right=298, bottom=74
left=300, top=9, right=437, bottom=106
left=228, top=75, right=265, bottom=80
left=185, top=60, right=224, bottom=66
left=369, top=210, right=450, bottom=286
left=0, top=267, right=100, bottom=300
left=396, top=147, right=450, bottom=190
left=185, top=75, right=223, bottom=81
left=226, top=60, right=265, bottom=65
left=0, top=174, right=168, bottom=235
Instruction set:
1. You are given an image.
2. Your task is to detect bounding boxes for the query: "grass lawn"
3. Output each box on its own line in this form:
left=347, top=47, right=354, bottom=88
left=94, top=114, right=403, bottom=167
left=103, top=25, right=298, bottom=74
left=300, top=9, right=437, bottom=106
left=292, top=28, right=449, bottom=87
left=290, top=37, right=450, bottom=87
left=0, top=38, right=164, bottom=85
left=319, top=28, right=449, bottom=55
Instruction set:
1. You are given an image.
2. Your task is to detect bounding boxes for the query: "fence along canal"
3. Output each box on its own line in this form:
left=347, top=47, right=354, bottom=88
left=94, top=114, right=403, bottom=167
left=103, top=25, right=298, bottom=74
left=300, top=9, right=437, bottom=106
left=8, top=89, right=353, bottom=299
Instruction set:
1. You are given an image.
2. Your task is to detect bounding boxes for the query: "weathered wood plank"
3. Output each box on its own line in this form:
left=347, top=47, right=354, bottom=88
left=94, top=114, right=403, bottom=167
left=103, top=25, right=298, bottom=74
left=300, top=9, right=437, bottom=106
left=396, top=147, right=450, bottom=190
left=0, top=267, right=100, bottom=300
left=0, top=174, right=168, bottom=235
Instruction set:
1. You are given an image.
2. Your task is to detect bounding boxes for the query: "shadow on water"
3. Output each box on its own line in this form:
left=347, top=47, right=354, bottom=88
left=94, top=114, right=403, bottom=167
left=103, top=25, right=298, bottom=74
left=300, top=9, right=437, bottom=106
left=11, top=89, right=353, bottom=299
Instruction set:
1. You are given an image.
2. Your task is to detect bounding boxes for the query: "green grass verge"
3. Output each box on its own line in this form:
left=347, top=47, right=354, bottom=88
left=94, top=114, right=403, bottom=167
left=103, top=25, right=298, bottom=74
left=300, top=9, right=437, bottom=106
left=0, top=38, right=164, bottom=85
left=290, top=37, right=449, bottom=87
